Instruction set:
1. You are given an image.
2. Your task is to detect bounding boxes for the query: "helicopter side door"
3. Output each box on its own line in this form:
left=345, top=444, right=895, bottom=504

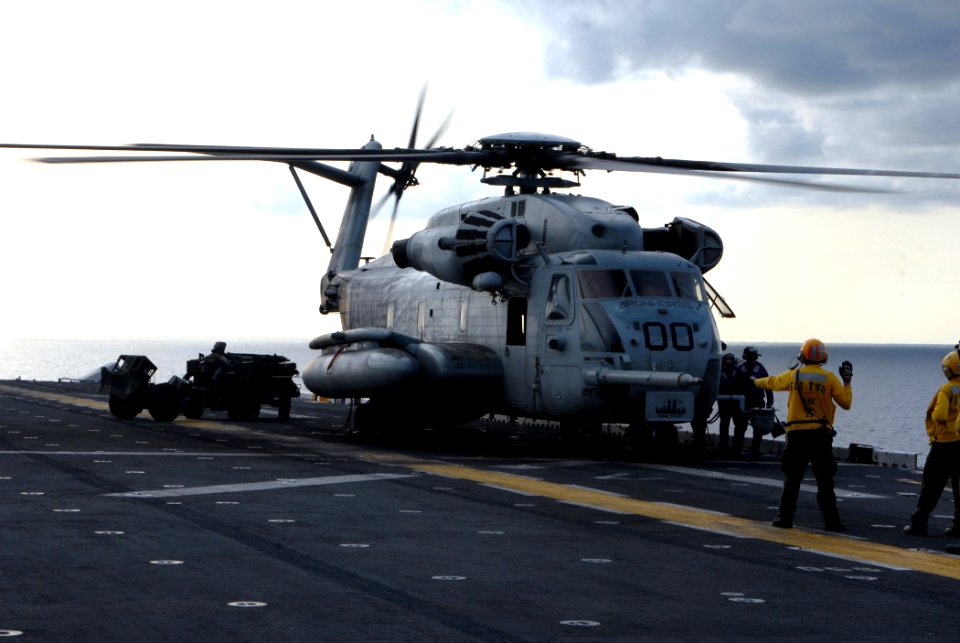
left=535, top=269, right=586, bottom=417
left=502, top=296, right=529, bottom=410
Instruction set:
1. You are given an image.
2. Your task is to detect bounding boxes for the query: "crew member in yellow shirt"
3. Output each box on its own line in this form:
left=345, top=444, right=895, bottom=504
left=753, top=338, right=852, bottom=531
left=904, top=350, right=960, bottom=536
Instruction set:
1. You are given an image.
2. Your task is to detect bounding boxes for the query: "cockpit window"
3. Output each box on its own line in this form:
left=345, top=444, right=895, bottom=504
left=577, top=270, right=630, bottom=299
left=630, top=270, right=671, bottom=297
left=546, top=273, right=573, bottom=322
left=671, top=272, right=706, bottom=301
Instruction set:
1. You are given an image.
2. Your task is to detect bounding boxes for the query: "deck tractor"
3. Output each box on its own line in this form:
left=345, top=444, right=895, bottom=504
left=100, top=351, right=300, bottom=422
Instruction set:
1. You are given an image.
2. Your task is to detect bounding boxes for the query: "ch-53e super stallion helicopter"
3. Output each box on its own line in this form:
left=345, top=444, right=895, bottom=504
left=5, top=101, right=960, bottom=449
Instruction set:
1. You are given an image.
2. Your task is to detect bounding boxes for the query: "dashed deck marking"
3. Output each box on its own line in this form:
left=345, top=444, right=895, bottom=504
left=0, top=451, right=269, bottom=457
left=9, top=383, right=960, bottom=582
left=105, top=473, right=415, bottom=497
left=643, top=464, right=885, bottom=499
left=408, top=461, right=960, bottom=581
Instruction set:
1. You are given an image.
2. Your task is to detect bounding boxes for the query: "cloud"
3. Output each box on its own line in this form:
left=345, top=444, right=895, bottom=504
left=526, top=1, right=960, bottom=93
left=519, top=0, right=960, bottom=194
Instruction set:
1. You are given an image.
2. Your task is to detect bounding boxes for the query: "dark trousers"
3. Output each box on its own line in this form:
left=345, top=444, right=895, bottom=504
left=911, top=441, right=960, bottom=528
left=778, top=429, right=840, bottom=523
left=717, top=404, right=736, bottom=450
left=732, top=408, right=762, bottom=457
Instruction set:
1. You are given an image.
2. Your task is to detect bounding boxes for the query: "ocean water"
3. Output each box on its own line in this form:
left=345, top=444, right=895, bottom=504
left=0, top=338, right=318, bottom=385
left=0, top=338, right=948, bottom=459
left=717, top=343, right=946, bottom=462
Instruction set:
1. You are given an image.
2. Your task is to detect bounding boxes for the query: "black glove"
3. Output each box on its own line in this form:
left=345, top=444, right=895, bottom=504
left=839, top=360, right=853, bottom=383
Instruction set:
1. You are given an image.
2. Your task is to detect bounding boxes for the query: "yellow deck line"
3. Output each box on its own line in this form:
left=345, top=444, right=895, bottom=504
left=0, top=383, right=112, bottom=413
left=409, top=462, right=960, bottom=581
left=0, top=384, right=230, bottom=430
left=7, top=383, right=960, bottom=580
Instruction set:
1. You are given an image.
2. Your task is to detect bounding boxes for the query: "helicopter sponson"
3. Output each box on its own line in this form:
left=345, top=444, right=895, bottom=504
left=303, top=328, right=502, bottom=400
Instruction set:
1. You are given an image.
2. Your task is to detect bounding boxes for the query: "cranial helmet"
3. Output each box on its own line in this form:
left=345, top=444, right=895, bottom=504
left=742, top=346, right=760, bottom=360
left=943, top=350, right=960, bottom=377
left=800, top=338, right=828, bottom=363
left=722, top=353, right=737, bottom=366
left=212, top=341, right=227, bottom=354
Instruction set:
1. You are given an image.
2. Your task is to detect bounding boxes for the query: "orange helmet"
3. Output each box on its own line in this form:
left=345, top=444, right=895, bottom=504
left=943, top=350, right=960, bottom=376
left=800, top=338, right=828, bottom=363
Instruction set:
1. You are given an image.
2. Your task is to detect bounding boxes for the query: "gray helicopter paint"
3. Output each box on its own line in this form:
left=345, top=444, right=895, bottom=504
left=309, top=244, right=718, bottom=423
left=302, top=136, right=723, bottom=429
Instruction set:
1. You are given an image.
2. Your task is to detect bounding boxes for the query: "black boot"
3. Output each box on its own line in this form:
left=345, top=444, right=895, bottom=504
left=772, top=514, right=793, bottom=529
left=824, top=520, right=848, bottom=532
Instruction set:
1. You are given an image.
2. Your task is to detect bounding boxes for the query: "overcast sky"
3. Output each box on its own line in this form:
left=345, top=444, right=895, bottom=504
left=1, top=0, right=958, bottom=346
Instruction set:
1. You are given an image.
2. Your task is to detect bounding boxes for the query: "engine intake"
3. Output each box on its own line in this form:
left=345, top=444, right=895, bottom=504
left=392, top=210, right=530, bottom=289
left=642, top=217, right=723, bottom=273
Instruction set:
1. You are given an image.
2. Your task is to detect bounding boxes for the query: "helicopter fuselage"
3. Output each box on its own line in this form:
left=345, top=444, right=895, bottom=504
left=303, top=193, right=723, bottom=430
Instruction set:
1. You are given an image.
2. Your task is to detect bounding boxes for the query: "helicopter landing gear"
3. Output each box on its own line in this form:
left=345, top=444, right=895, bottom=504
left=560, top=420, right=601, bottom=452
left=352, top=401, right=386, bottom=440
left=625, top=422, right=653, bottom=457
left=625, top=422, right=679, bottom=460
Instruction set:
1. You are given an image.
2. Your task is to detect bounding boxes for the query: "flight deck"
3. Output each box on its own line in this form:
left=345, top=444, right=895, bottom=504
left=0, top=380, right=956, bottom=641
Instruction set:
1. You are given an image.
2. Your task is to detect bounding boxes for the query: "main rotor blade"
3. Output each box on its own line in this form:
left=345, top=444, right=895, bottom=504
left=566, top=155, right=896, bottom=193
left=574, top=154, right=960, bottom=180
left=28, top=150, right=489, bottom=165
left=0, top=142, right=486, bottom=163
left=5, top=141, right=959, bottom=185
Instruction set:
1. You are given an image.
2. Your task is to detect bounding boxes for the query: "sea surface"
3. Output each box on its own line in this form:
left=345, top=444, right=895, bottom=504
left=0, top=338, right=949, bottom=460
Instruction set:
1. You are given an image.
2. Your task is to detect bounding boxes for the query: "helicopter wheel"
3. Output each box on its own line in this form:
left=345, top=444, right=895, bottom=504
left=625, top=422, right=654, bottom=460
left=352, top=402, right=382, bottom=439
left=654, top=424, right=679, bottom=460
left=560, top=421, right=601, bottom=452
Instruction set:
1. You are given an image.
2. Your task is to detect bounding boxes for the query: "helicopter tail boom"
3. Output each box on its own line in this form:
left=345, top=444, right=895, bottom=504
left=320, top=138, right=383, bottom=313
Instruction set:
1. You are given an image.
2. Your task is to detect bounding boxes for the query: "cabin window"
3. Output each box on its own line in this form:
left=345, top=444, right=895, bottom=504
left=577, top=270, right=630, bottom=299
left=545, top=273, right=573, bottom=322
left=630, top=270, right=671, bottom=297
left=671, top=272, right=706, bottom=301
left=507, top=297, right=527, bottom=346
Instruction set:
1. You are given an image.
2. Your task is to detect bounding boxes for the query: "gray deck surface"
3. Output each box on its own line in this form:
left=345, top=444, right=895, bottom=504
left=0, top=380, right=956, bottom=641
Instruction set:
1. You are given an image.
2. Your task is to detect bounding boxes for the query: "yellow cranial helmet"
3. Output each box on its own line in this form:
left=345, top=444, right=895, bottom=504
left=942, top=350, right=960, bottom=376
left=800, top=338, right=828, bottom=363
